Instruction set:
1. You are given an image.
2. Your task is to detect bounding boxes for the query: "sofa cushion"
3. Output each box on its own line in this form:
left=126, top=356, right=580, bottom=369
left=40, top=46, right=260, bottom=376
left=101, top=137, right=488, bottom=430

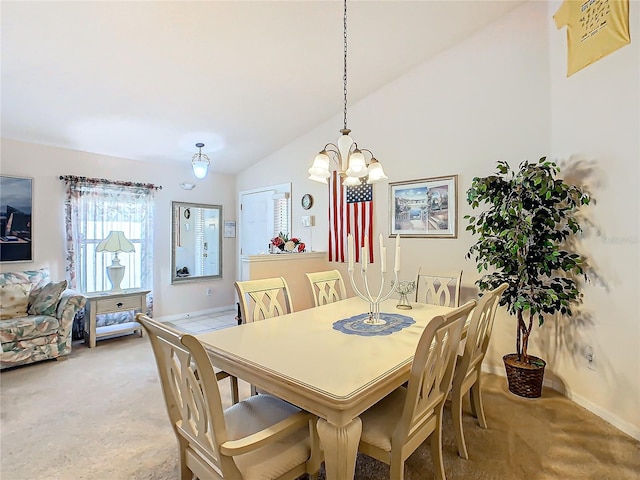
left=0, top=315, right=60, bottom=343
left=0, top=283, right=32, bottom=320
left=28, top=280, right=67, bottom=316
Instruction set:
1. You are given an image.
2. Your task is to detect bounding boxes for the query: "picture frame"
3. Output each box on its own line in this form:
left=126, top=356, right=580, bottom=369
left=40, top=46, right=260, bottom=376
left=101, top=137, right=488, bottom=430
left=389, top=175, right=458, bottom=238
left=224, top=220, right=236, bottom=238
left=1, top=175, right=33, bottom=262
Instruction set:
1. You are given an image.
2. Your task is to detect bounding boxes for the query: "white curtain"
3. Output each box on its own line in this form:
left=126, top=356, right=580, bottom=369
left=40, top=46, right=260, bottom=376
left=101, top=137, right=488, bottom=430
left=62, top=176, right=156, bottom=323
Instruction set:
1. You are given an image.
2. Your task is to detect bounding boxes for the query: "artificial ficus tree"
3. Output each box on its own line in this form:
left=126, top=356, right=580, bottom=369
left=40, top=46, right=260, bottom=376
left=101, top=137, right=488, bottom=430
left=465, top=157, right=590, bottom=365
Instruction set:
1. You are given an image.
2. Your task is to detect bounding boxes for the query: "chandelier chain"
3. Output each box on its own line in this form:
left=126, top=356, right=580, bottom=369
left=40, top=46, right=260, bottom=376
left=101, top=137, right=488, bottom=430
left=343, top=0, right=348, bottom=131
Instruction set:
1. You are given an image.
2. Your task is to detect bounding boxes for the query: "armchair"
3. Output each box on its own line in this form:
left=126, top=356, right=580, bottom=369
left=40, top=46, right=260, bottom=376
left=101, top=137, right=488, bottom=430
left=0, top=268, right=86, bottom=369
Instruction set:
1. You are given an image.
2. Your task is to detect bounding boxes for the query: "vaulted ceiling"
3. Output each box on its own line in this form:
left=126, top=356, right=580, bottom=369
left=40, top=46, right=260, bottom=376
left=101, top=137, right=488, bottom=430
left=1, top=1, right=525, bottom=174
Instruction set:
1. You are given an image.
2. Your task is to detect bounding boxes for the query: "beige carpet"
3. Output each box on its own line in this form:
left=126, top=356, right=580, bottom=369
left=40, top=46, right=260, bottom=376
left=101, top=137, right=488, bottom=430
left=1, top=335, right=638, bottom=480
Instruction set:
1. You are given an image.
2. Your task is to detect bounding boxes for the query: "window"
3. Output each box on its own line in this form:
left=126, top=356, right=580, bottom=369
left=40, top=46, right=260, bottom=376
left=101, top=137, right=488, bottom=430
left=273, top=192, right=290, bottom=239
left=62, top=177, right=156, bottom=294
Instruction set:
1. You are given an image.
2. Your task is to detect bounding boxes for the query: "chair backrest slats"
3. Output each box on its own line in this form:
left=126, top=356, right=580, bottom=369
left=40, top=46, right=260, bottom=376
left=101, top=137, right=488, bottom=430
left=414, top=269, right=463, bottom=308
left=458, top=283, right=508, bottom=377
left=137, top=314, right=237, bottom=477
left=305, top=270, right=347, bottom=307
left=396, top=300, right=476, bottom=442
left=235, top=277, right=293, bottom=323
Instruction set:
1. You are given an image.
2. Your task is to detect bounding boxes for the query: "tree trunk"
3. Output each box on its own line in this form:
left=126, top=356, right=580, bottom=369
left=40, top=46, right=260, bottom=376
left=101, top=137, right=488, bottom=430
left=517, top=309, right=533, bottom=364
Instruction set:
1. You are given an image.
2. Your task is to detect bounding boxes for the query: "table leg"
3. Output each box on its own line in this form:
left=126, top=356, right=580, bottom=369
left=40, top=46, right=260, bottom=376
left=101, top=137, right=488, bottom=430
left=317, top=417, right=362, bottom=480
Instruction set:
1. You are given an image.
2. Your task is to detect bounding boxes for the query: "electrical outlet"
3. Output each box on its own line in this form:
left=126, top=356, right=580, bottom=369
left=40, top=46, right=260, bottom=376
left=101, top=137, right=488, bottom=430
left=585, top=345, right=596, bottom=371
left=206, top=288, right=212, bottom=296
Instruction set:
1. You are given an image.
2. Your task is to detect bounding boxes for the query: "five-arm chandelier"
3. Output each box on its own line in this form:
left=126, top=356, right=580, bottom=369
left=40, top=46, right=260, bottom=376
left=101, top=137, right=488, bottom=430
left=308, top=0, right=387, bottom=186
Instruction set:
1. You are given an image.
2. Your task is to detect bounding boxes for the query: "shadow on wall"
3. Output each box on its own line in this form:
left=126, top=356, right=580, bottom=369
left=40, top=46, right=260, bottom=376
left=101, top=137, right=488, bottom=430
left=558, top=155, right=607, bottom=290
left=534, top=155, right=600, bottom=370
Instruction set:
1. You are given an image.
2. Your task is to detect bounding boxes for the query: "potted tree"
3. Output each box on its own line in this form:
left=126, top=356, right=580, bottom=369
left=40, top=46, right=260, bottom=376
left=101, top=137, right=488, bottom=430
left=465, top=157, right=590, bottom=398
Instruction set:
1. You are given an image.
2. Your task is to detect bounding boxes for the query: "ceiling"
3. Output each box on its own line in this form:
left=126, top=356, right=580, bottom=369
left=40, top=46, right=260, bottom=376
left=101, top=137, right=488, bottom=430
left=1, top=1, right=525, bottom=175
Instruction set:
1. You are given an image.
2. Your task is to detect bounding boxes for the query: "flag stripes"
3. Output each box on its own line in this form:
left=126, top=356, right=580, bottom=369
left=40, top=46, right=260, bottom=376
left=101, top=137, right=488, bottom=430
left=328, top=171, right=374, bottom=263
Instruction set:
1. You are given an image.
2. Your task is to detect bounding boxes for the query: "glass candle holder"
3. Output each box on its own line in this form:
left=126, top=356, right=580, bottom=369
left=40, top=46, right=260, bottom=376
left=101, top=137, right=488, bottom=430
left=393, top=280, right=415, bottom=310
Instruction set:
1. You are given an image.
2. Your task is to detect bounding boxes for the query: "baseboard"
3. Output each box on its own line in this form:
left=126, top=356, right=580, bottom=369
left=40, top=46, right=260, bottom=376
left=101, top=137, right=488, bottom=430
left=482, top=364, right=640, bottom=441
left=153, top=305, right=237, bottom=323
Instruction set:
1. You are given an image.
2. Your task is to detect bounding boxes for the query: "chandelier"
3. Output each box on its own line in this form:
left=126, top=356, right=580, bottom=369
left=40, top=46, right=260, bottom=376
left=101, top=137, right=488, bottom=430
left=191, top=142, right=211, bottom=179
left=308, top=0, right=387, bottom=186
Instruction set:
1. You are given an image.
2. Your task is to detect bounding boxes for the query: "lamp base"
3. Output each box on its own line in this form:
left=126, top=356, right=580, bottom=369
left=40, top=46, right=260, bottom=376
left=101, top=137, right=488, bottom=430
left=106, top=260, right=125, bottom=292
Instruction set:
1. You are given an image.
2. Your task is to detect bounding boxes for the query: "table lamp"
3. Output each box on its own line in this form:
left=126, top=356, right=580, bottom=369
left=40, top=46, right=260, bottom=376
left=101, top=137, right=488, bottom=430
left=96, top=231, right=135, bottom=292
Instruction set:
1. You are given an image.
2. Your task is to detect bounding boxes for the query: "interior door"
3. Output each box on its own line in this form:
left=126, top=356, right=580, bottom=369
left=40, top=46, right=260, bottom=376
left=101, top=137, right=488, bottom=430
left=239, top=183, right=291, bottom=278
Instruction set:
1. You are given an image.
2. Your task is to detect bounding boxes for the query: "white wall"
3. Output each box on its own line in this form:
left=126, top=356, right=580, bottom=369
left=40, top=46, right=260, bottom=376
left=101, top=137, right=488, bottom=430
left=237, top=1, right=639, bottom=438
left=0, top=139, right=237, bottom=318
left=542, top=0, right=639, bottom=436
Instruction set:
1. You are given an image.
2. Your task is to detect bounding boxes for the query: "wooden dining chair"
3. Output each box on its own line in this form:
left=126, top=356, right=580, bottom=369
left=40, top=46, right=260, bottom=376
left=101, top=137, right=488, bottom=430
left=136, top=313, right=322, bottom=480
left=358, top=300, right=476, bottom=480
left=234, top=277, right=294, bottom=395
left=235, top=277, right=293, bottom=324
left=137, top=314, right=239, bottom=405
left=414, top=269, right=463, bottom=308
left=305, top=270, right=347, bottom=307
left=450, top=282, right=508, bottom=459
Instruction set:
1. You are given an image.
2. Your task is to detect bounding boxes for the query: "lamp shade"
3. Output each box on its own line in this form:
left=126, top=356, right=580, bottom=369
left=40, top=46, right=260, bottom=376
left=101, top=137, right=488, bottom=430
left=191, top=142, right=211, bottom=179
left=366, top=159, right=388, bottom=183
left=192, top=160, right=209, bottom=179
left=96, top=231, right=135, bottom=253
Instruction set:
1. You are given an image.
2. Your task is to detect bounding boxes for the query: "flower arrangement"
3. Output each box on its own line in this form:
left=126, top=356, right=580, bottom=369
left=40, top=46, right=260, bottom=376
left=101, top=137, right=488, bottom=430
left=271, top=232, right=305, bottom=253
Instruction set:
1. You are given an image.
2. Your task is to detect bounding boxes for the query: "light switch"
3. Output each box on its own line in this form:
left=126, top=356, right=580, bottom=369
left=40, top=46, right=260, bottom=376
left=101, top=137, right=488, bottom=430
left=301, top=215, right=314, bottom=227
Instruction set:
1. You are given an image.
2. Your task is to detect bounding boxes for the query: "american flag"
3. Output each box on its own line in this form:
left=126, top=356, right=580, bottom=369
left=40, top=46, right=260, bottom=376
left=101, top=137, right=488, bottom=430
left=328, top=171, right=374, bottom=263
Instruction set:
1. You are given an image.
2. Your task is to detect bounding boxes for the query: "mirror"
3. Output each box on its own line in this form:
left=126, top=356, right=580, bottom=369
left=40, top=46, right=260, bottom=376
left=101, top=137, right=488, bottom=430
left=172, top=201, right=222, bottom=284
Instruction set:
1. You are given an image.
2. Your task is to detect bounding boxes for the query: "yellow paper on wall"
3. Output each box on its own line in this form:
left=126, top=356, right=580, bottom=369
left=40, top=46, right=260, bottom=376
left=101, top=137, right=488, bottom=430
left=554, top=0, right=630, bottom=76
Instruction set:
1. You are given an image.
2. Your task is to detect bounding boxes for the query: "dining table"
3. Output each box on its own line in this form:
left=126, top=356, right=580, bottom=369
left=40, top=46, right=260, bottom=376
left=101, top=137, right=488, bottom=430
left=196, top=296, right=457, bottom=480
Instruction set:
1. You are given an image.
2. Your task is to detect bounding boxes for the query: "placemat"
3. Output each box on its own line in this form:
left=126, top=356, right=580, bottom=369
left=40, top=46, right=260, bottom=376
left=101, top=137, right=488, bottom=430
left=332, top=312, right=415, bottom=336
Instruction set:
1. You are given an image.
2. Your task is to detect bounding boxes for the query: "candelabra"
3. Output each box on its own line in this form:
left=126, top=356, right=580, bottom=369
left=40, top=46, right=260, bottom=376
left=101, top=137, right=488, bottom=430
left=347, top=233, right=401, bottom=325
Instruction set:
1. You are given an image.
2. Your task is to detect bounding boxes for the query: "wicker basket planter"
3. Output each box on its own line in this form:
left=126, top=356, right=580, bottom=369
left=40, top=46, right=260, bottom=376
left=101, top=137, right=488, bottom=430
left=503, top=354, right=546, bottom=398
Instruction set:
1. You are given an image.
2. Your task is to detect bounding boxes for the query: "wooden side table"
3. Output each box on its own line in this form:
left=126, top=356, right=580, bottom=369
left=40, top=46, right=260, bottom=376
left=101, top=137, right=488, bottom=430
left=84, top=289, right=150, bottom=348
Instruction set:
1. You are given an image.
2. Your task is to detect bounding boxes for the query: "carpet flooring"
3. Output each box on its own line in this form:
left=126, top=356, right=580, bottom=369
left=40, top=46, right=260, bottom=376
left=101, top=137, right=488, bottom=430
left=1, top=334, right=638, bottom=480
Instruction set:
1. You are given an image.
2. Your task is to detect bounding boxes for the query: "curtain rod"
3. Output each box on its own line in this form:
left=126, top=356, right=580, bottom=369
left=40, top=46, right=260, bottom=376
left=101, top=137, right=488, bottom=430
left=59, top=175, right=162, bottom=190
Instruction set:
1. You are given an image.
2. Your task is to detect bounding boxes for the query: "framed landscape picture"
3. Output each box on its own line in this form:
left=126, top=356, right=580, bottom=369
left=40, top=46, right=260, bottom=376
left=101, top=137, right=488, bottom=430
left=0, top=175, right=33, bottom=262
left=389, top=175, right=458, bottom=238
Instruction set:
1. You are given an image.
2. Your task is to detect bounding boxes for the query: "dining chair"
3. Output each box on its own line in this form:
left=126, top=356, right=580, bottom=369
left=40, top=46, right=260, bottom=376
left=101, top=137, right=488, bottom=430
left=305, top=269, right=347, bottom=307
left=137, top=314, right=239, bottom=405
left=136, top=313, right=322, bottom=480
left=450, top=282, right=508, bottom=459
left=235, top=277, right=293, bottom=324
left=414, top=269, right=463, bottom=308
left=358, top=300, right=477, bottom=480
left=234, top=277, right=294, bottom=396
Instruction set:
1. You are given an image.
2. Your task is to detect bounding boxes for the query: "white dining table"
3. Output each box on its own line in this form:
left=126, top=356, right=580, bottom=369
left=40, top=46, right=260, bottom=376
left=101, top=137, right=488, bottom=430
left=196, top=296, right=455, bottom=480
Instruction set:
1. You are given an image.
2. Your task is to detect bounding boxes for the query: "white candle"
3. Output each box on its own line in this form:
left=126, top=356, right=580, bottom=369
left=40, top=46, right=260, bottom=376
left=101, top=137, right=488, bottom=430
left=379, top=234, right=384, bottom=270
left=348, top=234, right=354, bottom=270
left=381, top=246, right=387, bottom=273
left=394, top=234, right=401, bottom=272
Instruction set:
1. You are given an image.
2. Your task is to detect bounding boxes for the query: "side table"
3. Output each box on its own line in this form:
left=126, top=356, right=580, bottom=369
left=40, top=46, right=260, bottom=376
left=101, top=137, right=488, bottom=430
left=84, top=289, right=150, bottom=347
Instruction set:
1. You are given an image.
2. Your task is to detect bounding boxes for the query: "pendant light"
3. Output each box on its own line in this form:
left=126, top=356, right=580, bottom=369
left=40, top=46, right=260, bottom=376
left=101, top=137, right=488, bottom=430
left=308, top=0, right=387, bottom=185
left=191, top=142, right=210, bottom=179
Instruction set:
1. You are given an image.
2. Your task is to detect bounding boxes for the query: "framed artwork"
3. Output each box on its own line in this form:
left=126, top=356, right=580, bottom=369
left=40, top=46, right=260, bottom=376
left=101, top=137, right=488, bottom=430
left=0, top=175, right=33, bottom=262
left=224, top=221, right=236, bottom=238
left=389, top=175, right=458, bottom=238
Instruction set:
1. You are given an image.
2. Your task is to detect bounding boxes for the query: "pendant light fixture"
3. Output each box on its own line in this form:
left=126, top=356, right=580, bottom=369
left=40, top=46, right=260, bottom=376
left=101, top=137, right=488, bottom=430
left=191, top=142, right=211, bottom=179
left=308, top=0, right=387, bottom=186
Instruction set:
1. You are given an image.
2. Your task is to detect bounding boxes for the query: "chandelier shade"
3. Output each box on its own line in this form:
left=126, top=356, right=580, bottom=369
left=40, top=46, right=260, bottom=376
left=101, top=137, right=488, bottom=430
left=308, top=1, right=388, bottom=185
left=191, top=142, right=211, bottom=179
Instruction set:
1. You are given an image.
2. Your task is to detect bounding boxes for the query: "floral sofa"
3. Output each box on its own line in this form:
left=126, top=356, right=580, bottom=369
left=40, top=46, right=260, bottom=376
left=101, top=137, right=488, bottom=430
left=0, top=268, right=86, bottom=369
